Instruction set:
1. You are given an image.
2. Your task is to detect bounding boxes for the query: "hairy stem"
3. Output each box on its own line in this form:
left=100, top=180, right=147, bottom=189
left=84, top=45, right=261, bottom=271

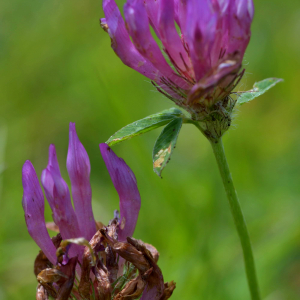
left=210, top=138, right=261, bottom=300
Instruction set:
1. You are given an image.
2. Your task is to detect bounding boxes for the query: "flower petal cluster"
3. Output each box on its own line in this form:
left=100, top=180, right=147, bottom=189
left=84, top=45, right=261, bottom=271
left=22, top=123, right=175, bottom=300
left=22, top=123, right=141, bottom=263
left=101, top=0, right=254, bottom=120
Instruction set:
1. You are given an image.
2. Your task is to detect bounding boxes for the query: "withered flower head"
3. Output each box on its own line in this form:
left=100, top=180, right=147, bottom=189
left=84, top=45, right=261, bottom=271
left=22, top=123, right=174, bottom=300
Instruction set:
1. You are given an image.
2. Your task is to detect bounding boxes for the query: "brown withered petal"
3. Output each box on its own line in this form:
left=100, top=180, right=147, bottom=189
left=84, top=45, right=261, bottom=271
left=126, top=238, right=164, bottom=300
left=113, top=274, right=146, bottom=300
left=37, top=268, right=68, bottom=284
left=36, top=284, right=49, bottom=300
left=145, top=243, right=159, bottom=263
left=113, top=243, right=149, bottom=274
left=89, top=230, right=103, bottom=249
left=107, top=217, right=119, bottom=240
left=159, top=281, right=176, bottom=300
left=52, top=233, right=62, bottom=249
left=56, top=257, right=78, bottom=300
left=37, top=281, right=57, bottom=299
left=104, top=218, right=119, bottom=282
left=79, top=230, right=103, bottom=299
left=105, top=246, right=118, bottom=283
left=78, top=258, right=91, bottom=299
left=94, top=261, right=111, bottom=300
left=34, top=251, right=52, bottom=276
left=56, top=279, right=75, bottom=300
left=101, top=229, right=150, bottom=274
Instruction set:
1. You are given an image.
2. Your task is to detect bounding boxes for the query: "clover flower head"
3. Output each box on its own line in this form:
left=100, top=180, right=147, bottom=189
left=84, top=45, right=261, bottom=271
left=101, top=0, right=254, bottom=138
left=22, top=123, right=174, bottom=300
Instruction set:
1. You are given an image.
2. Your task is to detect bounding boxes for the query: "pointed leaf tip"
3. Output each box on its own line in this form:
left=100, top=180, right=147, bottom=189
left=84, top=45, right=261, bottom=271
left=237, top=78, right=283, bottom=105
left=152, top=118, right=183, bottom=177
left=106, top=108, right=183, bottom=146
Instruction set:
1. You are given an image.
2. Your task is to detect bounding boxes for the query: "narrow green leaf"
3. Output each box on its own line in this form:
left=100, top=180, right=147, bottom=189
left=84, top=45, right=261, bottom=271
left=153, top=118, right=183, bottom=177
left=106, top=108, right=183, bottom=146
left=237, top=78, right=283, bottom=105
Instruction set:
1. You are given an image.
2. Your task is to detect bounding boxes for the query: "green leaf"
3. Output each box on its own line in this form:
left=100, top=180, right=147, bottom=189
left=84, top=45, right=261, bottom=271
left=237, top=78, right=283, bottom=105
left=106, top=108, right=183, bottom=146
left=153, top=118, right=183, bottom=177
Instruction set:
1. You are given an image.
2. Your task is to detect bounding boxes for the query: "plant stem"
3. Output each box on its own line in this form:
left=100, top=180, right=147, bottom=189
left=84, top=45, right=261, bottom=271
left=210, top=138, right=261, bottom=300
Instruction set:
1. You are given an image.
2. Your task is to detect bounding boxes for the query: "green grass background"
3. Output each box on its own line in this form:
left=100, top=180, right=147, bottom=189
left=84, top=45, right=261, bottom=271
left=1, top=0, right=300, bottom=299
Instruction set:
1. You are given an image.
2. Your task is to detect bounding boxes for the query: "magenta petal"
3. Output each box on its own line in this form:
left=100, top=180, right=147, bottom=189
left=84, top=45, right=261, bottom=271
left=41, top=144, right=62, bottom=212
left=124, top=0, right=169, bottom=70
left=66, top=123, right=96, bottom=241
left=124, top=0, right=189, bottom=90
left=22, top=161, right=57, bottom=264
left=185, top=0, right=218, bottom=81
left=41, top=145, right=82, bottom=242
left=99, top=144, right=141, bottom=241
left=158, top=0, right=192, bottom=75
left=226, top=0, right=252, bottom=57
left=103, top=0, right=162, bottom=81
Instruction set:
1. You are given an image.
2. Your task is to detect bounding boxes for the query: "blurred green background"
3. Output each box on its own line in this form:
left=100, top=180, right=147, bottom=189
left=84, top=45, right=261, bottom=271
left=1, top=0, right=300, bottom=299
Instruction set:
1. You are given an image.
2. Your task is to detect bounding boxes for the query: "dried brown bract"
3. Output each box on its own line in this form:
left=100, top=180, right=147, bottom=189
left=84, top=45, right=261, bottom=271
left=34, top=216, right=175, bottom=300
left=36, top=284, right=49, bottom=300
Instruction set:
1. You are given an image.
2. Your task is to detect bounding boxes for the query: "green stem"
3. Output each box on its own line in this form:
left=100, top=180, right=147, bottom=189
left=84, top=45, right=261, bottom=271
left=210, top=138, right=261, bottom=300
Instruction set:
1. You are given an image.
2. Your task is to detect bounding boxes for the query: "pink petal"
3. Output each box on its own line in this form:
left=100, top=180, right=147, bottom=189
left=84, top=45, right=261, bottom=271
left=185, top=0, right=218, bottom=81
left=143, top=0, right=161, bottom=38
left=41, top=145, right=82, bottom=242
left=22, top=161, right=57, bottom=264
left=102, top=0, right=161, bottom=81
left=226, top=0, right=252, bottom=57
left=124, top=0, right=188, bottom=90
left=99, top=144, right=141, bottom=241
left=66, top=123, right=96, bottom=241
left=158, top=0, right=192, bottom=76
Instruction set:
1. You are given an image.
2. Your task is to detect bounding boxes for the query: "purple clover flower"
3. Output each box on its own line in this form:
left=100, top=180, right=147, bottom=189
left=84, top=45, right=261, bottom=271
left=101, top=0, right=254, bottom=120
left=22, top=123, right=175, bottom=300
left=22, top=123, right=141, bottom=264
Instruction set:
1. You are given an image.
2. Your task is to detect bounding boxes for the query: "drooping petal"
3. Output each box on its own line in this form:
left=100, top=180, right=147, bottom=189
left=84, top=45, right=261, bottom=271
left=103, top=0, right=187, bottom=100
left=124, top=0, right=189, bottom=90
left=22, top=160, right=57, bottom=264
left=41, top=145, right=82, bottom=243
left=102, top=0, right=161, bottom=81
left=66, top=123, right=96, bottom=241
left=99, top=144, right=141, bottom=241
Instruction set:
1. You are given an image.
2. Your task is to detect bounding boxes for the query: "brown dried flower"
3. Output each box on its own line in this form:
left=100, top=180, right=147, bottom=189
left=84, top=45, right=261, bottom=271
left=34, top=215, right=175, bottom=300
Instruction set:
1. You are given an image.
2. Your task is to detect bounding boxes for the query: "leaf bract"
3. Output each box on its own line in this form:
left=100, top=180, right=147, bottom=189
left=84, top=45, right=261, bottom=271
left=106, top=108, right=183, bottom=146
left=152, top=118, right=183, bottom=177
left=237, top=78, right=283, bottom=105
